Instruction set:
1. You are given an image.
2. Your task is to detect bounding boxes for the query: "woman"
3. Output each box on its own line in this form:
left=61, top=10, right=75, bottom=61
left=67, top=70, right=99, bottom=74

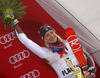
left=6, top=12, right=96, bottom=78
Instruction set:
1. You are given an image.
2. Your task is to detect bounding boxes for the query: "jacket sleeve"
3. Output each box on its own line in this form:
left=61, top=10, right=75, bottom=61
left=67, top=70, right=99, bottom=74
left=15, top=30, right=46, bottom=59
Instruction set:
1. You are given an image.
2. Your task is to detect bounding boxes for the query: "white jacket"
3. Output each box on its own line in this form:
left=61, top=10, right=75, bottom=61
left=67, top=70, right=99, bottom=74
left=15, top=31, right=79, bottom=78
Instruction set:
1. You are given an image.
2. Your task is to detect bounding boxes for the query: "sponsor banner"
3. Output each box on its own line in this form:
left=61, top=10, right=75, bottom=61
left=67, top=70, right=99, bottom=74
left=0, top=28, right=58, bottom=78
left=0, top=31, right=17, bottom=45
left=0, top=30, right=17, bottom=53
left=9, top=50, right=30, bottom=64
left=7, top=62, right=58, bottom=78
left=20, top=69, right=40, bottom=78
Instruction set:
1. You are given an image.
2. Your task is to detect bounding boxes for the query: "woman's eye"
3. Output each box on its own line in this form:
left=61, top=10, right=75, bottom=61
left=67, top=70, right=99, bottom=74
left=51, top=32, right=53, bottom=34
left=46, top=34, right=49, bottom=37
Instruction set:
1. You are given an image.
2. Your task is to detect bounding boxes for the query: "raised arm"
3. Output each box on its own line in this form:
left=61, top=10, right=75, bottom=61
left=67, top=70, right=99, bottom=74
left=14, top=23, right=46, bottom=59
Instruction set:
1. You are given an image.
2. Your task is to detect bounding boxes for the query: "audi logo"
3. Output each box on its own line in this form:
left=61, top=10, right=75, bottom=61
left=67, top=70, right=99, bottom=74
left=9, top=50, right=30, bottom=64
left=0, top=31, right=17, bottom=44
left=20, top=69, right=40, bottom=78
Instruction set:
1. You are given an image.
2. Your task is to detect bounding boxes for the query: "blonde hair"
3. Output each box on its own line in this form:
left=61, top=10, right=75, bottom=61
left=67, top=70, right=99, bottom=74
left=44, top=34, right=66, bottom=49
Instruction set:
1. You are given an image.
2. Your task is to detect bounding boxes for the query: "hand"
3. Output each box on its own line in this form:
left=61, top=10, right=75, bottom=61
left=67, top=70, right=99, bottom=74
left=84, top=66, right=96, bottom=78
left=9, top=11, right=19, bottom=27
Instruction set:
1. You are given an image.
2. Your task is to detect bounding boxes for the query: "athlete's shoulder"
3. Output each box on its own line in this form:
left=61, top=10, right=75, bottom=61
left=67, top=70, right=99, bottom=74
left=41, top=47, right=50, bottom=52
left=41, top=47, right=52, bottom=58
left=63, top=39, right=69, bottom=43
left=41, top=46, right=48, bottom=49
left=63, top=39, right=70, bottom=47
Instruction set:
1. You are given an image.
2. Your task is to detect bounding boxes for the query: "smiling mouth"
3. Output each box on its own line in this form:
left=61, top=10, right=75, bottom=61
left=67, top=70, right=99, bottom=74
left=51, top=37, right=58, bottom=42
left=50, top=37, right=55, bottom=40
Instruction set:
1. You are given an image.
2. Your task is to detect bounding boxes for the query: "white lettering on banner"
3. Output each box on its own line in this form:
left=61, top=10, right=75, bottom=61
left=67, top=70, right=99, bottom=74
left=0, top=31, right=17, bottom=44
left=20, top=69, right=40, bottom=78
left=4, top=43, right=13, bottom=49
left=67, top=35, right=81, bottom=52
left=9, top=50, right=30, bottom=64
left=14, top=63, right=23, bottom=69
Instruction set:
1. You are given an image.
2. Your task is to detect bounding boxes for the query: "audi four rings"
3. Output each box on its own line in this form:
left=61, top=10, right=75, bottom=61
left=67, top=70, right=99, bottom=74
left=20, top=69, right=40, bottom=78
left=9, top=50, right=30, bottom=64
left=1, top=32, right=40, bottom=78
left=0, top=31, right=17, bottom=44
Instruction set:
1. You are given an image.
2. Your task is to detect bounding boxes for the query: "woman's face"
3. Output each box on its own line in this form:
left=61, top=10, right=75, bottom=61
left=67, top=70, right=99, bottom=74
left=44, top=30, right=57, bottom=44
